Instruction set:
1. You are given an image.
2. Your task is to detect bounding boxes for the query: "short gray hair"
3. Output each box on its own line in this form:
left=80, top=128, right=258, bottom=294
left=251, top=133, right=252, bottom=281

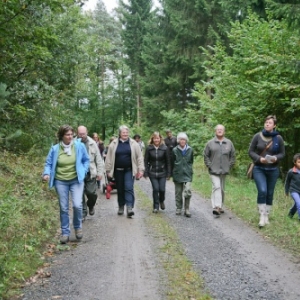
left=177, top=132, right=188, bottom=143
left=118, top=125, right=130, bottom=135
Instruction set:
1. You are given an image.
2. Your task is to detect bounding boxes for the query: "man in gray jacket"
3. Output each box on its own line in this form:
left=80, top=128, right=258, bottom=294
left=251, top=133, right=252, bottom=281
left=78, top=126, right=104, bottom=218
left=204, top=124, right=235, bottom=216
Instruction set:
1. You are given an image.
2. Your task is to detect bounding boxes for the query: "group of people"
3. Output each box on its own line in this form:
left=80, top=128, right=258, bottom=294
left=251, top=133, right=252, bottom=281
left=42, top=115, right=299, bottom=244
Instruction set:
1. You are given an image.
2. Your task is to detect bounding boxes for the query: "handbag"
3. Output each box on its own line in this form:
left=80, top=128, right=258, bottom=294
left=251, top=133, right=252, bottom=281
left=247, top=141, right=273, bottom=179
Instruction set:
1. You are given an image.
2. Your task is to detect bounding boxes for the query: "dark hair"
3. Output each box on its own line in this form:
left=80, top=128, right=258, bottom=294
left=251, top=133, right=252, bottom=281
left=265, top=115, right=277, bottom=125
left=57, top=125, right=74, bottom=141
left=133, top=134, right=141, bottom=139
left=293, top=153, right=300, bottom=163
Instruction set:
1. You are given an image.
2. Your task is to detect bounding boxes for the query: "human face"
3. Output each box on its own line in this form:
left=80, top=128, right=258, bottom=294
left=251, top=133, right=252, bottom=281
left=167, top=131, right=172, bottom=138
left=295, top=159, right=300, bottom=170
left=153, top=135, right=161, bottom=146
left=62, top=130, right=73, bottom=145
left=77, top=128, right=88, bottom=141
left=264, top=118, right=276, bottom=132
left=93, top=135, right=99, bottom=142
left=215, top=126, right=225, bottom=139
left=178, top=138, right=186, bottom=148
left=120, top=129, right=129, bottom=140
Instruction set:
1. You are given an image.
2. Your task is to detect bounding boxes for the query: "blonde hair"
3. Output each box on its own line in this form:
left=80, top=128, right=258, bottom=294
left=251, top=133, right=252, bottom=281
left=148, top=132, right=164, bottom=146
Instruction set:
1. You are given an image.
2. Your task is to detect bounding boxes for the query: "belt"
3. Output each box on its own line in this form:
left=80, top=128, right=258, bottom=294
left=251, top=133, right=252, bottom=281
left=115, top=167, right=132, bottom=171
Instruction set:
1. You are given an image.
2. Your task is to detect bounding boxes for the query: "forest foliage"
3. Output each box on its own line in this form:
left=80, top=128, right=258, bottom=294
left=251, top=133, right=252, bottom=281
left=1, top=0, right=300, bottom=171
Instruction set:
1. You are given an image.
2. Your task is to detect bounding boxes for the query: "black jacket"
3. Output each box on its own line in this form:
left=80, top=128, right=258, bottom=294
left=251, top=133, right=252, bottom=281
left=144, top=144, right=171, bottom=178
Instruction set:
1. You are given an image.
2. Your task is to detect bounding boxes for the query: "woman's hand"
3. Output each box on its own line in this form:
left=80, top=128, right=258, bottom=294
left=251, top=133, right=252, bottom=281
left=42, top=175, right=49, bottom=182
left=260, top=157, right=267, bottom=164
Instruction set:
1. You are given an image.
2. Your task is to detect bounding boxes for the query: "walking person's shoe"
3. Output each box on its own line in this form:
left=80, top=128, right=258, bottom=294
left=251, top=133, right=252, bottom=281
left=60, top=235, right=69, bottom=244
left=75, top=229, right=83, bottom=240
left=264, top=205, right=271, bottom=225
left=118, top=206, right=124, bottom=215
left=219, top=207, right=224, bottom=213
left=153, top=209, right=158, bottom=213
left=127, top=206, right=134, bottom=217
left=159, top=201, right=165, bottom=210
left=184, top=198, right=191, bottom=217
left=213, top=207, right=221, bottom=217
left=258, top=204, right=266, bottom=228
left=89, top=206, right=95, bottom=216
left=288, top=210, right=295, bottom=218
left=176, top=209, right=182, bottom=215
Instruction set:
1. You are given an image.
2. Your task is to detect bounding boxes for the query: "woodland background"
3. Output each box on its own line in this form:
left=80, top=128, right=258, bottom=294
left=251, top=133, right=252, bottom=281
left=1, top=0, right=300, bottom=172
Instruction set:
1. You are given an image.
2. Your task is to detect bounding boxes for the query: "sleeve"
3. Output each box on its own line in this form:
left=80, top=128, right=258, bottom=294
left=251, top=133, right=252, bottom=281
left=165, top=147, right=171, bottom=177
left=230, top=141, right=236, bottom=168
left=248, top=133, right=261, bottom=163
left=284, top=170, right=292, bottom=195
left=144, top=147, right=149, bottom=177
left=203, top=142, right=211, bottom=168
left=275, top=135, right=285, bottom=161
left=136, top=143, right=145, bottom=173
left=82, top=144, right=90, bottom=174
left=95, top=146, right=104, bottom=176
left=43, top=146, right=54, bottom=176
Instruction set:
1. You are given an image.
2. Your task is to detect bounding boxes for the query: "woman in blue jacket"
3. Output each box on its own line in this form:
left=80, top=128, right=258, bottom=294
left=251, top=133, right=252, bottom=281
left=43, top=125, right=89, bottom=244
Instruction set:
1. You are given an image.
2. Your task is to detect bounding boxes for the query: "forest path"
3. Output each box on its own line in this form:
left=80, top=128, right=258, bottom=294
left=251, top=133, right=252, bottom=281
left=22, top=179, right=300, bottom=300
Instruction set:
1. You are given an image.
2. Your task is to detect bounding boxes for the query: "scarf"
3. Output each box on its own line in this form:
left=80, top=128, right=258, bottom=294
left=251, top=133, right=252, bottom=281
left=178, top=144, right=188, bottom=156
left=61, top=140, right=73, bottom=156
left=262, top=129, right=279, bottom=153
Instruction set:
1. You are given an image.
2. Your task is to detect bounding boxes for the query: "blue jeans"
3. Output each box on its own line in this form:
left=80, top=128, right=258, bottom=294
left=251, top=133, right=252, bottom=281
left=290, top=192, right=300, bottom=219
left=114, top=169, right=135, bottom=208
left=149, top=177, right=166, bottom=209
left=55, top=178, right=84, bottom=236
left=253, top=166, right=279, bottom=205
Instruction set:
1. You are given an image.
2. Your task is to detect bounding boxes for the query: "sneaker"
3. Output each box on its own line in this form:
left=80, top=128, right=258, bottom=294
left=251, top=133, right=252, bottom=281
left=160, top=202, right=165, bottom=210
left=75, top=229, right=83, bottom=240
left=89, top=206, right=95, bottom=216
left=219, top=207, right=224, bottom=214
left=60, top=235, right=69, bottom=244
left=153, top=209, right=158, bottom=213
left=118, top=206, right=124, bottom=215
left=213, top=207, right=221, bottom=216
left=176, top=209, right=181, bottom=215
left=288, top=211, right=295, bottom=218
left=127, top=206, right=134, bottom=217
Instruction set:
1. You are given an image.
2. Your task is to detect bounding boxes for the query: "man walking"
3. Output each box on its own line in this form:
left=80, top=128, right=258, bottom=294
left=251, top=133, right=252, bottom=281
left=164, top=130, right=177, bottom=153
left=204, top=125, right=235, bottom=216
left=77, top=126, right=104, bottom=218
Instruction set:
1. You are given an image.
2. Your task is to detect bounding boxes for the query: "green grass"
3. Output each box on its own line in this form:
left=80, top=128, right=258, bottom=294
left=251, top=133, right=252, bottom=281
left=0, top=151, right=59, bottom=299
left=136, top=187, right=211, bottom=300
left=193, top=158, right=300, bottom=258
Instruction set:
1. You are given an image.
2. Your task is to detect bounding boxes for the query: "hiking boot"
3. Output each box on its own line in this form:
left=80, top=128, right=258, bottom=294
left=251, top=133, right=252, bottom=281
left=89, top=206, right=95, bottom=216
left=176, top=209, right=181, bottom=215
left=219, top=207, right=224, bottom=213
left=75, top=229, right=83, bottom=240
left=213, top=207, right=221, bottom=216
left=60, top=235, right=69, bottom=244
left=127, top=206, right=134, bottom=217
left=159, top=201, right=165, bottom=210
left=288, top=211, right=295, bottom=218
left=153, top=209, right=158, bottom=213
left=118, top=206, right=124, bottom=215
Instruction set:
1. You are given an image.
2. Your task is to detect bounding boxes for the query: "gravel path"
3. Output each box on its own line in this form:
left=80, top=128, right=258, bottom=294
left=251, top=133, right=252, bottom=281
left=22, top=179, right=300, bottom=300
left=22, top=189, right=164, bottom=300
left=138, top=179, right=300, bottom=300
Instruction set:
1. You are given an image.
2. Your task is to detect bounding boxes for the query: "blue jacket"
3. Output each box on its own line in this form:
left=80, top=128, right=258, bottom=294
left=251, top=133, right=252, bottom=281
left=43, top=140, right=90, bottom=188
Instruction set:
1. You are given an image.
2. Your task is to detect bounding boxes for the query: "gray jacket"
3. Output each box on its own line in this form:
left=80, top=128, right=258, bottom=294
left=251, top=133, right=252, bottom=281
left=83, top=136, right=104, bottom=178
left=204, top=137, right=235, bottom=175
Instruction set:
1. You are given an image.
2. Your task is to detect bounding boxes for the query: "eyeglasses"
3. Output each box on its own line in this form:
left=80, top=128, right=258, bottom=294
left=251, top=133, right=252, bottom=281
left=78, top=133, right=87, bottom=137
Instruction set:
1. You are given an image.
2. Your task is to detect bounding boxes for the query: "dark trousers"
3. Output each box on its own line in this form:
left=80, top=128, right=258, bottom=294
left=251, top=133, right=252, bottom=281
left=253, top=166, right=279, bottom=205
left=114, top=169, right=135, bottom=208
left=149, top=177, right=166, bottom=209
left=82, top=176, right=98, bottom=216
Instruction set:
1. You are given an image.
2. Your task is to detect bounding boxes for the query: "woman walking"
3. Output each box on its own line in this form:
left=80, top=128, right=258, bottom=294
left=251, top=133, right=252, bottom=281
left=248, top=115, right=285, bottom=227
left=42, top=125, right=90, bottom=243
left=144, top=132, right=171, bottom=213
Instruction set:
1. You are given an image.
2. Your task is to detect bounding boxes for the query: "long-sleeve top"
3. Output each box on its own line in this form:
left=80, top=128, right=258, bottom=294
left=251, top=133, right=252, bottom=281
left=285, top=167, right=300, bottom=194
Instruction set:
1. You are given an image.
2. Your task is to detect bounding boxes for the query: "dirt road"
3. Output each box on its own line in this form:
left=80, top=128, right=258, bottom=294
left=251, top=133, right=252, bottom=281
left=22, top=179, right=300, bottom=300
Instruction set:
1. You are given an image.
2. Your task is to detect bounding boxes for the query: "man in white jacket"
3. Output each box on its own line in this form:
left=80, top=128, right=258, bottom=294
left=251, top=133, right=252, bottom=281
left=78, top=126, right=104, bottom=218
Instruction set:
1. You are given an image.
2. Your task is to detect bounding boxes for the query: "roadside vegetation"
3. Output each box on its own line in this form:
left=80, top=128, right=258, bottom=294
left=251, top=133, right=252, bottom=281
left=136, top=187, right=211, bottom=300
left=193, top=158, right=300, bottom=259
left=0, top=151, right=58, bottom=299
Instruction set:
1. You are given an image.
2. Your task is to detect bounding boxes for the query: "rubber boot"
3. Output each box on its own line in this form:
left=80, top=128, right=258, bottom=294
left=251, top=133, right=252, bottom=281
left=258, top=204, right=266, bottom=227
left=265, top=205, right=271, bottom=225
left=184, top=198, right=191, bottom=217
